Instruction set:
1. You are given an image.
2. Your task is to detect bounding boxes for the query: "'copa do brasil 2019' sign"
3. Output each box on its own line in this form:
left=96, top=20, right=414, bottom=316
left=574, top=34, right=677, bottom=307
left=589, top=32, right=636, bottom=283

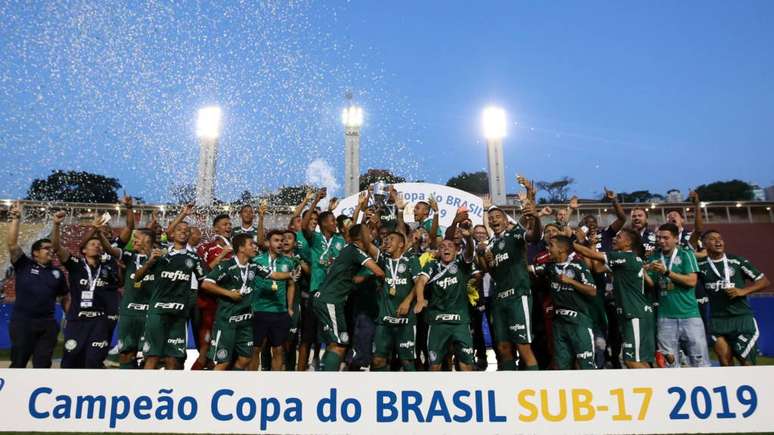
left=1, top=367, right=772, bottom=434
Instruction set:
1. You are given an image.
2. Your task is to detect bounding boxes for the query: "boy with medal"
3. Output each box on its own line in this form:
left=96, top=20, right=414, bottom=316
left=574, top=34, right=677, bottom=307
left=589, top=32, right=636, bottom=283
left=697, top=230, right=769, bottom=365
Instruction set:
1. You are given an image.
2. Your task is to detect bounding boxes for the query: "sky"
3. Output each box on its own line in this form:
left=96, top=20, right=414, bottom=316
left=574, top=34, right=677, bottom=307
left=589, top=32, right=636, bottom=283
left=1, top=0, right=773, bottom=203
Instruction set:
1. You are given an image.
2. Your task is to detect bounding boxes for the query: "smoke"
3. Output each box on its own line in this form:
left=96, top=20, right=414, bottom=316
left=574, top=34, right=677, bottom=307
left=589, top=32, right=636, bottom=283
left=305, top=159, right=340, bottom=208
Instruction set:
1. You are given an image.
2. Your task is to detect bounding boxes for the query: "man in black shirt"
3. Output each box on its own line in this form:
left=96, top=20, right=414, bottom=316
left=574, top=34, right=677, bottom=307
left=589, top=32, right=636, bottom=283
left=52, top=211, right=121, bottom=368
left=7, top=201, right=67, bottom=368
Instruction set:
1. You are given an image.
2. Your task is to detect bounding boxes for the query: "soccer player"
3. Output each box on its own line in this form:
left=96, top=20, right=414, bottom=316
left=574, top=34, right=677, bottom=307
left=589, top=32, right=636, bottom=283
left=194, top=213, right=233, bottom=369
left=479, top=201, right=541, bottom=371
left=52, top=211, right=121, bottom=368
left=630, top=207, right=657, bottom=258
left=580, top=188, right=627, bottom=251
left=250, top=230, right=297, bottom=370
left=312, top=224, right=383, bottom=371
left=282, top=229, right=307, bottom=370
left=296, top=207, right=319, bottom=371
left=232, top=204, right=258, bottom=241
left=302, top=189, right=346, bottom=297
left=201, top=233, right=292, bottom=370
left=530, top=236, right=597, bottom=370
left=6, top=201, right=67, bottom=368
left=698, top=230, right=769, bottom=365
left=135, top=222, right=204, bottom=370
left=412, top=197, right=442, bottom=239
left=643, top=223, right=709, bottom=368
left=371, top=231, right=421, bottom=371
left=117, top=228, right=155, bottom=369
left=573, top=228, right=655, bottom=368
left=414, top=231, right=478, bottom=371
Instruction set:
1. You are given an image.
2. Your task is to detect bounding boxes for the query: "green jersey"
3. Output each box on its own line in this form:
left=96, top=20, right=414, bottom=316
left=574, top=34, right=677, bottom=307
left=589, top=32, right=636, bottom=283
left=698, top=254, right=763, bottom=317
left=307, top=231, right=346, bottom=292
left=120, top=250, right=151, bottom=315
left=647, top=247, right=700, bottom=318
left=232, top=225, right=258, bottom=242
left=420, top=258, right=477, bottom=325
left=316, top=244, right=373, bottom=303
left=376, top=255, right=421, bottom=325
left=251, top=252, right=295, bottom=313
left=147, top=249, right=205, bottom=317
left=533, top=261, right=595, bottom=322
left=604, top=251, right=652, bottom=318
left=205, top=257, right=271, bottom=323
left=421, top=217, right=443, bottom=237
left=488, top=226, right=530, bottom=299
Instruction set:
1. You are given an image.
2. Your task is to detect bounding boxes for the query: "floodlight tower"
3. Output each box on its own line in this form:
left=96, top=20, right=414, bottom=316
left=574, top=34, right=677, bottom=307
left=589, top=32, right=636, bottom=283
left=482, top=106, right=507, bottom=206
left=195, top=106, right=222, bottom=207
left=342, top=93, right=363, bottom=197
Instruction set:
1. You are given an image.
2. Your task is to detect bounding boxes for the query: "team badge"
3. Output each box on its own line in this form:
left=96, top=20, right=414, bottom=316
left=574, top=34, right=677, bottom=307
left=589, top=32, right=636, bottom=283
left=248, top=271, right=255, bottom=280
left=335, top=242, right=343, bottom=250
left=117, top=339, right=124, bottom=351
left=340, top=332, right=349, bottom=344
left=64, top=339, right=77, bottom=351
left=398, top=263, right=407, bottom=273
left=564, top=269, right=576, bottom=280
left=498, top=240, right=505, bottom=250
left=185, top=258, right=194, bottom=268
left=143, top=342, right=150, bottom=353
left=448, top=263, right=458, bottom=274
left=217, top=349, right=228, bottom=360
left=52, top=270, right=61, bottom=279
left=429, top=351, right=438, bottom=362
left=101, top=268, right=109, bottom=278
left=728, top=268, right=736, bottom=277
left=280, top=264, right=288, bottom=272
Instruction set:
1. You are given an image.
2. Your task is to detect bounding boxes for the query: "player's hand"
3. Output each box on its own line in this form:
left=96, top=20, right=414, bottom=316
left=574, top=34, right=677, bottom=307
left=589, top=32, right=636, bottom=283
left=291, top=268, right=301, bottom=282
left=121, top=194, right=133, bottom=208
left=482, top=194, right=492, bottom=210
left=569, top=196, right=579, bottom=210
left=650, top=261, right=667, bottom=274
left=454, top=208, right=469, bottom=223
left=258, top=200, right=268, bottom=217
left=413, top=298, right=427, bottom=314
left=316, top=188, right=327, bottom=201
left=574, top=227, right=587, bottom=243
left=522, top=200, right=538, bottom=218
left=228, top=291, right=242, bottom=302
left=50, top=210, right=66, bottom=225
left=559, top=274, right=574, bottom=285
left=539, top=206, right=552, bottom=217
left=604, top=187, right=617, bottom=202
left=149, top=248, right=163, bottom=262
left=689, top=191, right=700, bottom=205
left=304, top=188, right=316, bottom=201
left=483, top=249, right=494, bottom=266
left=90, top=212, right=107, bottom=228
left=428, top=195, right=438, bottom=212
left=9, top=200, right=22, bottom=219
left=219, top=245, right=233, bottom=257
left=288, top=308, right=294, bottom=318
left=396, top=299, right=411, bottom=316
left=725, top=287, right=746, bottom=299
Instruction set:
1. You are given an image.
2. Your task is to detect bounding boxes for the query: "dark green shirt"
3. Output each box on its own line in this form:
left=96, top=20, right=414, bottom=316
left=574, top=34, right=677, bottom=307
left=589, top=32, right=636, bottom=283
left=316, top=244, right=373, bottom=304
left=420, top=257, right=477, bottom=325
left=146, top=249, right=205, bottom=317
left=251, top=252, right=295, bottom=313
left=120, top=250, right=151, bottom=315
left=698, top=254, right=763, bottom=318
left=604, top=251, right=652, bottom=319
left=205, top=257, right=271, bottom=323
left=489, top=226, right=530, bottom=299
left=376, top=254, right=421, bottom=325
left=533, top=260, right=595, bottom=323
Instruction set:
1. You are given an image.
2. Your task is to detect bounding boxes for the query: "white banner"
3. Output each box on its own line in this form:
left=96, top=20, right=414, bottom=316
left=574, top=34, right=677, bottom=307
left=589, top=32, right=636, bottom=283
left=333, top=182, right=485, bottom=228
left=1, top=367, right=772, bottom=434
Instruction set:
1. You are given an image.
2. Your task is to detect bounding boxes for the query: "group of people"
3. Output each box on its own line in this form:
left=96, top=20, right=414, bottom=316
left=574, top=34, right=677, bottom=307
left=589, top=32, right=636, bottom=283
left=5, top=176, right=769, bottom=371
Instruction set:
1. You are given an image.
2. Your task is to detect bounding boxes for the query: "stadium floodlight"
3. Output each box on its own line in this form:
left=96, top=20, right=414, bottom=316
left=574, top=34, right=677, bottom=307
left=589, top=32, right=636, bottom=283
left=342, top=105, right=363, bottom=129
left=196, top=106, right=222, bottom=140
left=482, top=106, right=507, bottom=140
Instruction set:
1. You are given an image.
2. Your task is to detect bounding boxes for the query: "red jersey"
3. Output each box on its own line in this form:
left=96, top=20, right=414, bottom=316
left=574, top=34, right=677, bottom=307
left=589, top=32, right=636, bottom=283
left=196, top=236, right=233, bottom=309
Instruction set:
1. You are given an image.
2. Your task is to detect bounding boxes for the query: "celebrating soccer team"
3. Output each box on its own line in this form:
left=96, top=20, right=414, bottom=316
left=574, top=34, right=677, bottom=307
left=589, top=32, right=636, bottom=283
left=5, top=176, right=770, bottom=371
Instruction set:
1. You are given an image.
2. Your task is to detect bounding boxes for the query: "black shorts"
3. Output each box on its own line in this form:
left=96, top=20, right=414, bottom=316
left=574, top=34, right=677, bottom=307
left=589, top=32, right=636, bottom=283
left=300, top=296, right=319, bottom=345
left=61, top=316, right=113, bottom=368
left=253, top=312, right=290, bottom=347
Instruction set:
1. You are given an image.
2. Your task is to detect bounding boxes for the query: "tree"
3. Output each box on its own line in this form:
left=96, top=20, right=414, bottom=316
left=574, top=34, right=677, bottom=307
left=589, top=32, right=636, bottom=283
left=359, top=169, right=406, bottom=191
left=446, top=171, right=489, bottom=194
left=237, top=190, right=254, bottom=204
left=614, top=190, right=665, bottom=203
left=26, top=170, right=121, bottom=203
left=170, top=183, right=196, bottom=205
left=268, top=185, right=313, bottom=207
left=535, top=177, right=574, bottom=203
left=695, top=180, right=754, bottom=201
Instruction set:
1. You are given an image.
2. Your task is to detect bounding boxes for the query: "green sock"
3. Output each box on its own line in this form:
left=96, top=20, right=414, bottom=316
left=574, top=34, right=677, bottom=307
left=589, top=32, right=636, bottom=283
left=501, top=359, right=517, bottom=371
left=120, top=361, right=136, bottom=369
left=525, top=364, right=539, bottom=371
left=321, top=351, right=341, bottom=372
left=372, top=364, right=389, bottom=372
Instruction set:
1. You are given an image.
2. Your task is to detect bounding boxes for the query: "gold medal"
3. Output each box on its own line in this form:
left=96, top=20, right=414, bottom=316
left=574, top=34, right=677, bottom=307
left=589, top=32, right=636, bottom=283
left=389, top=287, right=397, bottom=296
left=133, top=282, right=142, bottom=289
left=271, top=280, right=278, bottom=292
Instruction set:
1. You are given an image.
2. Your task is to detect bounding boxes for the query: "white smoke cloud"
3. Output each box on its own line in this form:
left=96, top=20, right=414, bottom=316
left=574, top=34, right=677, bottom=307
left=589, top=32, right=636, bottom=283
left=305, top=159, right=340, bottom=209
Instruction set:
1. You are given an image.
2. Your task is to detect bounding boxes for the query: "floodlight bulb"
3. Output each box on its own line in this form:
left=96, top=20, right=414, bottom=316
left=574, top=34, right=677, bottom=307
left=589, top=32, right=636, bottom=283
left=196, top=106, right=222, bottom=139
left=482, top=106, right=507, bottom=140
left=342, top=105, right=363, bottom=128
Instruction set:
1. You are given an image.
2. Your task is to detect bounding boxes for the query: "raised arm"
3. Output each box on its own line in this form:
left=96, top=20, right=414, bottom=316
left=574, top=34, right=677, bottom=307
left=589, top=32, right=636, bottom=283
left=605, top=188, right=627, bottom=232
left=352, top=190, right=369, bottom=225
left=413, top=274, right=429, bottom=314
left=302, top=189, right=325, bottom=242
left=134, top=248, right=161, bottom=282
left=96, top=221, right=122, bottom=258
left=200, top=280, right=241, bottom=302
left=688, top=191, right=703, bottom=250
left=428, top=195, right=440, bottom=248
left=7, top=201, right=23, bottom=263
left=166, top=204, right=193, bottom=237
left=50, top=210, right=70, bottom=263
left=521, top=201, right=542, bottom=243
left=572, top=228, right=606, bottom=263
left=257, top=200, right=268, bottom=248
left=290, top=189, right=315, bottom=224
left=481, top=195, right=493, bottom=236
left=118, top=194, right=135, bottom=244
left=392, top=187, right=408, bottom=235
left=286, top=280, right=296, bottom=317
